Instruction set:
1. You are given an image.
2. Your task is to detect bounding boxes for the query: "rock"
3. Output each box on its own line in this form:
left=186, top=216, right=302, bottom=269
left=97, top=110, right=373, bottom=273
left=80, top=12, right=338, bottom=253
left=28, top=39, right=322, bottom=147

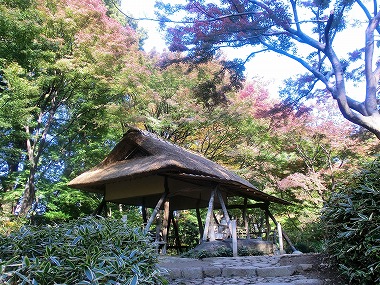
left=297, top=263, right=314, bottom=271
left=256, top=265, right=296, bottom=277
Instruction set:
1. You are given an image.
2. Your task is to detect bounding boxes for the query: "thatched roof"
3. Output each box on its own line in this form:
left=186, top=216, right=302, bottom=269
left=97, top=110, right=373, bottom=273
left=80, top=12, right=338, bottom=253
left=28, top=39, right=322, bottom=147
left=68, top=128, right=290, bottom=209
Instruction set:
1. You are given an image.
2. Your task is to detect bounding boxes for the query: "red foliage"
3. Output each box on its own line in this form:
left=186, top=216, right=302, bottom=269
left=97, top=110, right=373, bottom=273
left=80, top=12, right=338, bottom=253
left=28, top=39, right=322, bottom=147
left=40, top=0, right=138, bottom=61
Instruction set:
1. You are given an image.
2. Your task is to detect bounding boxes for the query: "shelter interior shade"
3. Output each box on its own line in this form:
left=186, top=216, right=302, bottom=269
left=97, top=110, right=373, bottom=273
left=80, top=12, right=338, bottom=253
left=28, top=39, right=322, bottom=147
left=106, top=175, right=165, bottom=200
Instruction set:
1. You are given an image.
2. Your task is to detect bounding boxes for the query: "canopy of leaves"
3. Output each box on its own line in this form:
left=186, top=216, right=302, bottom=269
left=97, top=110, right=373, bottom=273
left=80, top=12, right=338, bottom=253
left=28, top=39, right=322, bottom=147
left=0, top=0, right=143, bottom=215
left=156, top=0, right=380, bottom=139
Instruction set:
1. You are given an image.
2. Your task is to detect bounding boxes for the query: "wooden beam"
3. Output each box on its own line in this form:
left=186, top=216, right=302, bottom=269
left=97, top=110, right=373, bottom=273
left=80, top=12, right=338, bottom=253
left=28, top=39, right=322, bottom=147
left=231, top=220, right=238, bottom=257
left=203, top=189, right=215, bottom=241
left=277, top=222, right=285, bottom=254
left=142, top=203, right=147, bottom=225
left=161, top=199, right=170, bottom=254
left=226, top=203, right=267, bottom=210
left=267, top=210, right=297, bottom=252
left=144, top=191, right=168, bottom=234
left=215, top=188, right=234, bottom=240
left=265, top=208, right=271, bottom=240
left=196, top=200, right=203, bottom=242
left=170, top=211, right=182, bottom=254
left=243, top=197, right=250, bottom=239
left=93, top=196, right=107, bottom=216
left=155, top=213, right=161, bottom=242
left=216, top=188, right=231, bottom=223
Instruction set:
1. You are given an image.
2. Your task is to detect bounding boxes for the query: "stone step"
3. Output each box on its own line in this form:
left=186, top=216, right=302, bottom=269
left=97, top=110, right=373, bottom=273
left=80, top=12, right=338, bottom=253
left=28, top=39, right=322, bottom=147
left=160, top=264, right=315, bottom=279
left=158, top=255, right=327, bottom=285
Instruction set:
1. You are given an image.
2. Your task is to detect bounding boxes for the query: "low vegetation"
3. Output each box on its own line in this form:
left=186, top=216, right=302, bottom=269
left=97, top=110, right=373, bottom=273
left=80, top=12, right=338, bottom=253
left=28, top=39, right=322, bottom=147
left=0, top=216, right=165, bottom=285
left=323, top=159, right=380, bottom=284
left=182, top=245, right=264, bottom=259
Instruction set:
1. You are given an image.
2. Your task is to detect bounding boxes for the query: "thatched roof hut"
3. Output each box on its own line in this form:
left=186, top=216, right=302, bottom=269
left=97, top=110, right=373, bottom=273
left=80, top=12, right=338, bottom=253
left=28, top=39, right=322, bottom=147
left=68, top=128, right=290, bottom=210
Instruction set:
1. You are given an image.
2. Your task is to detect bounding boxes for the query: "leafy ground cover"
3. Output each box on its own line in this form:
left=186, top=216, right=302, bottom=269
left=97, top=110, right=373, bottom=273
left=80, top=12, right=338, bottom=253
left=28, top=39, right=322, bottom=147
left=323, top=158, right=380, bottom=284
left=0, top=216, right=166, bottom=285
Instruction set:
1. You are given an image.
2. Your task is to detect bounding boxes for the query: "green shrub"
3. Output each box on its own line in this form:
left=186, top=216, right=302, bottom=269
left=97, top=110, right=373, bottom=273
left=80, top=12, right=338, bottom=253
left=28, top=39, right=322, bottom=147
left=0, top=217, right=25, bottom=236
left=182, top=247, right=233, bottom=259
left=0, top=216, right=166, bottom=284
left=323, top=158, right=380, bottom=284
left=238, top=246, right=264, bottom=256
left=182, top=245, right=263, bottom=259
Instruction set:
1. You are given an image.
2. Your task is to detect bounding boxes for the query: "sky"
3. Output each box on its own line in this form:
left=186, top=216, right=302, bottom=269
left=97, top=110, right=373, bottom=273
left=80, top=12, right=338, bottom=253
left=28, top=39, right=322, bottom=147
left=120, top=0, right=368, bottom=98
left=120, top=0, right=301, bottom=95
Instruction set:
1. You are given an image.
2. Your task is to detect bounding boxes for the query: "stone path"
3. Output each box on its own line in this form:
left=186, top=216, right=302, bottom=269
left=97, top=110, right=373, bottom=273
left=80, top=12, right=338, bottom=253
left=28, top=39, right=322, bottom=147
left=158, top=255, right=332, bottom=285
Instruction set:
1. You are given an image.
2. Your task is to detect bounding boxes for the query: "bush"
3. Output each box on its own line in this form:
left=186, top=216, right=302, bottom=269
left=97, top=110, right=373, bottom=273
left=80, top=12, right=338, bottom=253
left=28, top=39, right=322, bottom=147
left=323, top=158, right=380, bottom=284
left=182, top=247, right=233, bottom=259
left=0, top=216, right=166, bottom=284
left=182, top=245, right=263, bottom=259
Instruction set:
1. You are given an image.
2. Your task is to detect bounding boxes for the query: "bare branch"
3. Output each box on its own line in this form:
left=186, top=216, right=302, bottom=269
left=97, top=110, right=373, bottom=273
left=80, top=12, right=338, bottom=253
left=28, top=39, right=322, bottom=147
left=364, top=11, right=380, bottom=115
left=259, top=40, right=331, bottom=90
left=357, top=0, right=380, bottom=34
left=324, top=11, right=334, bottom=49
left=290, top=0, right=301, bottom=32
left=346, top=96, right=369, bottom=115
left=112, top=0, right=262, bottom=25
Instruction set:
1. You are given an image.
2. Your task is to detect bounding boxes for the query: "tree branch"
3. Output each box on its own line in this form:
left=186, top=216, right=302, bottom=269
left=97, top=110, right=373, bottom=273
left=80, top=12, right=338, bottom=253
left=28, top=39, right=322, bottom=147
left=260, top=40, right=331, bottom=90
left=290, top=0, right=301, bottom=32
left=364, top=11, right=380, bottom=115
left=324, top=11, right=334, bottom=49
left=357, top=0, right=380, bottom=34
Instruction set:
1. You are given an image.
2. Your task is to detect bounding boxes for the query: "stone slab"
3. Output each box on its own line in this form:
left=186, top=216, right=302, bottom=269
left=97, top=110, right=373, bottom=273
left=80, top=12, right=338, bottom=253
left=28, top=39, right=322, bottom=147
left=256, top=265, right=296, bottom=277
left=167, top=268, right=181, bottom=279
left=297, top=264, right=314, bottom=272
left=222, top=266, right=257, bottom=277
left=294, top=279, right=323, bottom=285
left=203, top=266, right=222, bottom=277
left=181, top=267, right=203, bottom=279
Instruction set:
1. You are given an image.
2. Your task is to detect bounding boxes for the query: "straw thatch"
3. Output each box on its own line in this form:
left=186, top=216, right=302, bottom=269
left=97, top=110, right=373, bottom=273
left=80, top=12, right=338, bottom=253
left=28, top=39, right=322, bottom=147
left=68, top=128, right=290, bottom=210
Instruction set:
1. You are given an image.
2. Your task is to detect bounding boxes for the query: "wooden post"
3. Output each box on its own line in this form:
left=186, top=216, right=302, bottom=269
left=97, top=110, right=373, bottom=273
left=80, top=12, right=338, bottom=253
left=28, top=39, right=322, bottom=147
left=93, top=197, right=106, bottom=216
left=265, top=208, right=271, bottom=240
left=209, top=214, right=216, bottom=241
left=267, top=210, right=297, bottom=252
left=216, top=188, right=233, bottom=237
left=243, top=197, right=250, bottom=239
left=144, top=192, right=168, bottom=234
left=196, top=202, right=203, bottom=242
left=170, top=212, right=182, bottom=254
left=216, top=189, right=231, bottom=223
left=231, top=220, right=238, bottom=257
left=155, top=213, right=161, bottom=242
left=142, top=204, right=148, bottom=225
left=161, top=199, right=170, bottom=254
left=277, top=222, right=284, bottom=254
left=203, top=189, right=215, bottom=241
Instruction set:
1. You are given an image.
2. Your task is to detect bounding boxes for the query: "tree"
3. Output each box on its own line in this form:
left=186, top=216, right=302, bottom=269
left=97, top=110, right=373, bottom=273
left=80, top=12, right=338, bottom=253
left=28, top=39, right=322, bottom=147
left=0, top=0, right=140, bottom=216
left=156, top=0, right=380, bottom=139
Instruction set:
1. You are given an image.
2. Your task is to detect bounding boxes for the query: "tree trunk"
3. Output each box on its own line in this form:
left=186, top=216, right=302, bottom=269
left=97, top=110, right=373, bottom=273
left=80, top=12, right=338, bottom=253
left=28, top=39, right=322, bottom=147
left=16, top=96, right=58, bottom=216
left=18, top=168, right=37, bottom=216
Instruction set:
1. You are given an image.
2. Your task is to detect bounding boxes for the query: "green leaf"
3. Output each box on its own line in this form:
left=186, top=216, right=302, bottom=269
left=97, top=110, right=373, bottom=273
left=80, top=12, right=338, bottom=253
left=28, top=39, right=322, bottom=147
left=77, top=281, right=92, bottom=285
left=23, top=256, right=30, bottom=267
left=42, top=261, right=51, bottom=274
left=129, top=275, right=138, bottom=285
left=85, top=267, right=95, bottom=281
left=71, top=236, right=82, bottom=245
left=50, top=256, right=61, bottom=266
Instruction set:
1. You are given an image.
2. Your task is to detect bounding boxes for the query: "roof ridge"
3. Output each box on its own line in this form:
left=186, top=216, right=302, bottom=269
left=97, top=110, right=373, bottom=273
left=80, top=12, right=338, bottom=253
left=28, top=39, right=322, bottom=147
left=138, top=128, right=209, bottom=159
